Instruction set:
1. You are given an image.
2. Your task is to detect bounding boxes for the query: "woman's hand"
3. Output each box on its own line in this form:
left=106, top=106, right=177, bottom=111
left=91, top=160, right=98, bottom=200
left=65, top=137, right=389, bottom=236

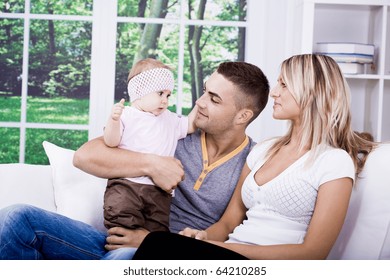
left=179, top=227, right=208, bottom=240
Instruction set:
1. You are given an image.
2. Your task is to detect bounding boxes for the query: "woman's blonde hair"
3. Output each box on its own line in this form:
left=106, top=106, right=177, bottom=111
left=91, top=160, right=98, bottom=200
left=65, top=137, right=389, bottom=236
left=268, top=54, right=376, bottom=176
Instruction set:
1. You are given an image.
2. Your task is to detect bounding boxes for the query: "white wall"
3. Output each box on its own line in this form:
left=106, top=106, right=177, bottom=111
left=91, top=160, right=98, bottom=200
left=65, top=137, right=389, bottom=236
left=245, top=0, right=303, bottom=142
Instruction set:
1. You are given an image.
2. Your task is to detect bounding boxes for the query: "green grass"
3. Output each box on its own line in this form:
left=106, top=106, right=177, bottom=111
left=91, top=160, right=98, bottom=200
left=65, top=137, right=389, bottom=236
left=0, top=96, right=21, bottom=122
left=25, top=128, right=88, bottom=164
left=0, top=95, right=89, bottom=123
left=0, top=127, right=88, bottom=164
left=27, top=96, right=89, bottom=124
left=0, top=95, right=89, bottom=164
left=0, top=127, right=20, bottom=163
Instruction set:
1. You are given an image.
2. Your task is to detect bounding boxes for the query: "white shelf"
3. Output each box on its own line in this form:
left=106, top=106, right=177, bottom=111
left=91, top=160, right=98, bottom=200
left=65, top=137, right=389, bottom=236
left=300, top=0, right=390, bottom=141
left=344, top=74, right=380, bottom=80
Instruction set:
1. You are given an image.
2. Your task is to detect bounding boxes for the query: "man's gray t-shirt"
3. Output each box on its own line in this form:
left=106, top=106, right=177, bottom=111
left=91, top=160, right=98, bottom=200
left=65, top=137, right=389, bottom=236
left=169, top=130, right=256, bottom=233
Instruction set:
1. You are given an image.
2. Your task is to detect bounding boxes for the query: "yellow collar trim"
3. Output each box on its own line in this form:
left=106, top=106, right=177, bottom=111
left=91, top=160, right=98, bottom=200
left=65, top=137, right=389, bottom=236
left=193, top=131, right=249, bottom=191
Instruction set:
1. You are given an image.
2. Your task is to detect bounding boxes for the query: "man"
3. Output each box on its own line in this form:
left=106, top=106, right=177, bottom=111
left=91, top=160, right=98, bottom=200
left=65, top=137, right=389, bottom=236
left=0, top=61, right=269, bottom=259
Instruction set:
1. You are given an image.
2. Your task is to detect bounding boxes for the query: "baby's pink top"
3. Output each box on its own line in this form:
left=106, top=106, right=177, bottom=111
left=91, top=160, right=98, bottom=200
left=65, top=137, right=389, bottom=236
left=119, top=106, right=188, bottom=185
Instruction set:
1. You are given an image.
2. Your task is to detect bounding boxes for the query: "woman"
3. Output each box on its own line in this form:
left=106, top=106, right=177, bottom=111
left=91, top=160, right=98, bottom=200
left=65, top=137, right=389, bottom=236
left=131, top=54, right=376, bottom=260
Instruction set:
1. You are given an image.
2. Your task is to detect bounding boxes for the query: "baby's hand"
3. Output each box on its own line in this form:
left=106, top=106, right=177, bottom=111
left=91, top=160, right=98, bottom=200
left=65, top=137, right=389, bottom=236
left=111, top=98, right=125, bottom=121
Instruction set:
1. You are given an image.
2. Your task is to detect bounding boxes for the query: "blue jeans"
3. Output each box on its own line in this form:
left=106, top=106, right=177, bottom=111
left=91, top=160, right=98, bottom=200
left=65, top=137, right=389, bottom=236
left=101, top=247, right=137, bottom=260
left=0, top=204, right=108, bottom=260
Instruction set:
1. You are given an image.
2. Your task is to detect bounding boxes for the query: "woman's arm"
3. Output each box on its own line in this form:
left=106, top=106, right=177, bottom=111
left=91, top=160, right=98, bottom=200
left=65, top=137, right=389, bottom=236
left=208, top=177, right=353, bottom=260
left=73, top=136, right=185, bottom=193
left=205, top=163, right=250, bottom=241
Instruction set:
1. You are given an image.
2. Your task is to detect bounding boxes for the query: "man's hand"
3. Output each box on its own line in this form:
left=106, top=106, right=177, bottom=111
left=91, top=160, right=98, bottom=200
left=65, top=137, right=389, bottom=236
left=147, top=154, right=185, bottom=193
left=179, top=227, right=208, bottom=240
left=105, top=227, right=149, bottom=250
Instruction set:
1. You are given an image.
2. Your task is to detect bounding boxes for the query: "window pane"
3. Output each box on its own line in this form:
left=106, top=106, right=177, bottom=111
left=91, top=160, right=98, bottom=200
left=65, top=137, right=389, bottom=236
left=0, top=18, right=23, bottom=122
left=183, top=25, right=244, bottom=110
left=26, top=96, right=89, bottom=124
left=0, top=96, right=20, bottom=122
left=25, top=128, right=88, bottom=164
left=187, top=0, right=247, bottom=21
left=115, top=22, right=179, bottom=109
left=0, top=127, right=19, bottom=163
left=118, top=0, right=180, bottom=19
left=28, top=19, right=92, bottom=124
left=30, top=0, right=93, bottom=16
left=1, top=0, right=25, bottom=13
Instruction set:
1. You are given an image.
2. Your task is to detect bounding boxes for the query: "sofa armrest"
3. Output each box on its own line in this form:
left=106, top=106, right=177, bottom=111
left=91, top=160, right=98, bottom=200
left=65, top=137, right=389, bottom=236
left=328, top=143, right=390, bottom=259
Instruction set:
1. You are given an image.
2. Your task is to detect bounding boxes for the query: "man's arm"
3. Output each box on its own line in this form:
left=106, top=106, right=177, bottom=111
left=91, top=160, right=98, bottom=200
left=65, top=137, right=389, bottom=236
left=73, top=136, right=185, bottom=193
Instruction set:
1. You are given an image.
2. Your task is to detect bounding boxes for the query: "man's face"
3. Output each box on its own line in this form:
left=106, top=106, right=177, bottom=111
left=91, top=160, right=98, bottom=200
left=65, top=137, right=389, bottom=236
left=194, top=71, right=239, bottom=134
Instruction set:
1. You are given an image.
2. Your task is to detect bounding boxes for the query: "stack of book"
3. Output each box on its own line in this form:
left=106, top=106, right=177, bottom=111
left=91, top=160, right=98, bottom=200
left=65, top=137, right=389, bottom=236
left=315, top=42, right=375, bottom=74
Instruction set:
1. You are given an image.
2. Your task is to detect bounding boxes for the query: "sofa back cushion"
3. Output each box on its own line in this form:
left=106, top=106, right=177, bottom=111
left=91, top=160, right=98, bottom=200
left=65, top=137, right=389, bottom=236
left=328, top=143, right=390, bottom=259
left=0, top=163, right=56, bottom=212
left=42, top=141, right=107, bottom=232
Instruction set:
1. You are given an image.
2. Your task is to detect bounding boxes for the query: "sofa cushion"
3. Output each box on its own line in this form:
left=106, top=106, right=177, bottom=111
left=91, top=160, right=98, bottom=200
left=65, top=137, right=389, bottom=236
left=43, top=141, right=107, bottom=232
left=0, top=163, right=56, bottom=212
left=328, top=143, right=390, bottom=259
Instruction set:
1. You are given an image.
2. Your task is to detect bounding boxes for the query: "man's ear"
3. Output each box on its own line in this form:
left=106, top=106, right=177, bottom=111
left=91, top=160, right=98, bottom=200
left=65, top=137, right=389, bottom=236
left=236, top=108, right=254, bottom=125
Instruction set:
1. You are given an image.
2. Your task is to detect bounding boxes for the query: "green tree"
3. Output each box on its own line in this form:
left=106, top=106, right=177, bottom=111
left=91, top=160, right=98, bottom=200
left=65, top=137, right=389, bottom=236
left=188, top=0, right=206, bottom=107
left=0, top=0, right=92, bottom=98
left=133, top=0, right=170, bottom=64
left=0, top=18, right=23, bottom=96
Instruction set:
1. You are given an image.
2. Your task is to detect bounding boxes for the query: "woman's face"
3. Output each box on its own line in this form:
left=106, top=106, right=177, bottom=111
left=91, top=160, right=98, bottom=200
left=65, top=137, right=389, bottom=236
left=270, top=75, right=300, bottom=122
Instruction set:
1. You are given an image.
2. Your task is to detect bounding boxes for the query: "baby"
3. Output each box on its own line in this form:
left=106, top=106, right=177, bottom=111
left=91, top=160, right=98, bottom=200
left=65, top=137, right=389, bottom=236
left=103, top=58, right=197, bottom=232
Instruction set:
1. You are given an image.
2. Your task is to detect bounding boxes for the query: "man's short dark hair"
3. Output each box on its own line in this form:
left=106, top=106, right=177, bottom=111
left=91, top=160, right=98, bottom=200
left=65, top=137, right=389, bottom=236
left=217, top=61, right=269, bottom=123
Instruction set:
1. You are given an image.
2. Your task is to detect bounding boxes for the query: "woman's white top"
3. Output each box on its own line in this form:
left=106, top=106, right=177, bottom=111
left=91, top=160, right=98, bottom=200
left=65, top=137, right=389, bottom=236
left=226, top=138, right=355, bottom=245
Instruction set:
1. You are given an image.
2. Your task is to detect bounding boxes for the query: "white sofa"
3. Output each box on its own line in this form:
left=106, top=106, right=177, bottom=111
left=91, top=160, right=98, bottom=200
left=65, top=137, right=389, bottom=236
left=0, top=141, right=389, bottom=259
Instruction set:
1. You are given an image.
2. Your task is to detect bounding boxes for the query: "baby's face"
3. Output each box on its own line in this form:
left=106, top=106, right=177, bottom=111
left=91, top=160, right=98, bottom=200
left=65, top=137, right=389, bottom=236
left=138, top=89, right=171, bottom=116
